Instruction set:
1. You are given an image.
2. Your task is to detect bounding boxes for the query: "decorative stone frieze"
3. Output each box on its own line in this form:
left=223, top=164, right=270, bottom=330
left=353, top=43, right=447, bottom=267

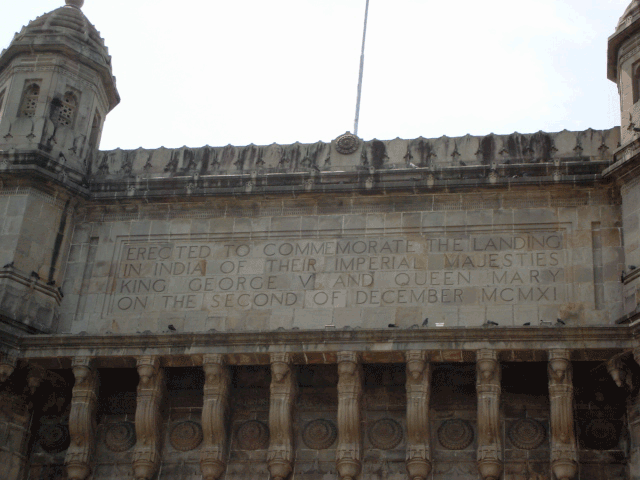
left=476, top=349, right=502, bottom=480
left=200, top=354, right=230, bottom=480
left=548, top=349, right=578, bottom=480
left=405, top=350, right=432, bottom=480
left=267, top=352, right=296, bottom=480
left=336, top=351, right=363, bottom=480
left=65, top=357, right=98, bottom=480
left=132, top=356, right=165, bottom=480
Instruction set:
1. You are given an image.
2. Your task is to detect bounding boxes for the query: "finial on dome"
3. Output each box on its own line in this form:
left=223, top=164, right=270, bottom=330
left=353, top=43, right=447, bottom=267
left=65, top=0, right=84, bottom=9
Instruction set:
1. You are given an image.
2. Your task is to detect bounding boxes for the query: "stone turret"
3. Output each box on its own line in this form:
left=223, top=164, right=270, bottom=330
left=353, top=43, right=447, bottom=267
left=605, top=0, right=640, bottom=316
left=0, top=0, right=119, bottom=188
left=0, top=1, right=118, bottom=334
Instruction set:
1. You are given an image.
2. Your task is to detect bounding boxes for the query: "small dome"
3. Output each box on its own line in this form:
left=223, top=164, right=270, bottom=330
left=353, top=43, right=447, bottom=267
left=618, top=0, right=640, bottom=29
left=10, top=5, right=110, bottom=67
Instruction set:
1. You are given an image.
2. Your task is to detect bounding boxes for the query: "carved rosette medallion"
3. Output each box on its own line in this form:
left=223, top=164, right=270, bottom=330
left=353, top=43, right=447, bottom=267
left=237, top=420, right=269, bottom=450
left=302, top=419, right=337, bottom=450
left=508, top=419, right=546, bottom=450
left=437, top=419, right=474, bottom=450
left=584, top=419, right=618, bottom=450
left=38, top=423, right=70, bottom=453
left=170, top=420, right=204, bottom=452
left=335, top=132, right=360, bottom=155
left=368, top=418, right=403, bottom=450
left=104, top=422, right=136, bottom=452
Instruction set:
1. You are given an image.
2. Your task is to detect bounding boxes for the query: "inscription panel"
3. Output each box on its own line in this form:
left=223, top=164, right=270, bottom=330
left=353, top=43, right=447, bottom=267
left=105, top=232, right=568, bottom=317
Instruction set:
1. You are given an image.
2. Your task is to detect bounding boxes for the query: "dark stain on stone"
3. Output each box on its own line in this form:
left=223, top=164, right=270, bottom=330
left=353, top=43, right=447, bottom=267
left=48, top=199, right=71, bottom=284
left=371, top=140, right=386, bottom=169
left=221, top=145, right=236, bottom=168
left=199, top=147, right=210, bottom=173
left=479, top=135, right=496, bottom=165
left=181, top=149, right=197, bottom=172
left=507, top=133, right=527, bottom=161
left=529, top=131, right=553, bottom=162
left=164, top=150, right=180, bottom=172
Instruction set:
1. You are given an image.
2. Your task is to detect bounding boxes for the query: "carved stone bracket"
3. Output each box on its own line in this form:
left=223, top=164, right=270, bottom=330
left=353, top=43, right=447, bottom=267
left=548, top=350, right=578, bottom=480
left=26, top=364, right=46, bottom=395
left=267, top=352, right=296, bottom=480
left=476, top=350, right=502, bottom=480
left=0, top=353, right=18, bottom=384
left=336, top=351, right=363, bottom=480
left=65, top=357, right=98, bottom=480
left=405, top=351, right=432, bottom=480
left=133, top=356, right=165, bottom=480
left=200, top=354, right=230, bottom=480
left=606, top=355, right=634, bottom=390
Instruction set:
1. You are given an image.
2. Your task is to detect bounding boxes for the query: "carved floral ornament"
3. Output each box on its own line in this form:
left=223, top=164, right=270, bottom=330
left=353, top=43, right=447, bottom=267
left=368, top=418, right=404, bottom=450
left=302, top=419, right=338, bottom=450
left=237, top=420, right=269, bottom=450
left=508, top=419, right=547, bottom=450
left=38, top=421, right=70, bottom=453
left=104, top=422, right=136, bottom=452
left=437, top=419, right=474, bottom=450
left=170, top=420, right=204, bottom=451
left=335, top=132, right=360, bottom=155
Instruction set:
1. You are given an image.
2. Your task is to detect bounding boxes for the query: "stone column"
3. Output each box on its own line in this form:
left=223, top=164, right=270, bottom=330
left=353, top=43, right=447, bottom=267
left=336, top=351, right=363, bottom=480
left=268, top=353, right=296, bottom=480
left=476, top=350, right=502, bottom=480
left=548, top=350, right=577, bottom=480
left=65, top=358, right=99, bottom=480
left=0, top=353, right=17, bottom=384
left=132, top=356, right=165, bottom=480
left=405, top=351, right=432, bottom=480
left=200, top=354, right=230, bottom=480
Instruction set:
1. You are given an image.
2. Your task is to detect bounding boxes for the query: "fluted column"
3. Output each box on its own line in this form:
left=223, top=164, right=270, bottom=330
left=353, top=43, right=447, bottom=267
left=200, top=354, right=230, bottom=480
left=267, top=353, right=296, bottom=480
left=405, top=351, right=432, bottom=480
left=336, top=351, right=363, bottom=480
left=476, top=350, right=502, bottom=480
left=0, top=353, right=17, bottom=384
left=132, top=356, right=165, bottom=480
left=548, top=350, right=577, bottom=480
left=65, top=358, right=99, bottom=480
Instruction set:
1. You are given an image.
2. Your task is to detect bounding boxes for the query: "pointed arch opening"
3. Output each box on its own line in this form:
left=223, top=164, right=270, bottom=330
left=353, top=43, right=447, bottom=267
left=19, top=83, right=40, bottom=117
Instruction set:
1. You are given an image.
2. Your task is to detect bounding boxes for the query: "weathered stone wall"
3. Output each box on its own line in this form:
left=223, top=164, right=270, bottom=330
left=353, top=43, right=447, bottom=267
left=57, top=184, right=623, bottom=335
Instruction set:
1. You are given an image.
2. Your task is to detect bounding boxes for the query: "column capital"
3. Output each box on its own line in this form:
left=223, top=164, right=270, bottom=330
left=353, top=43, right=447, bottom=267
left=337, top=351, right=360, bottom=364
left=0, top=352, right=18, bottom=383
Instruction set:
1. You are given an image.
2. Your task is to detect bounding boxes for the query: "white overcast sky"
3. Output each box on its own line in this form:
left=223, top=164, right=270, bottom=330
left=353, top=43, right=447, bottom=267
left=0, top=0, right=632, bottom=150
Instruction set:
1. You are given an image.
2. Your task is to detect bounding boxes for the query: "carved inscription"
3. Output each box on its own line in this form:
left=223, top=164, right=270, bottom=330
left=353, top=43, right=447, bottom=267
left=109, top=233, right=566, bottom=314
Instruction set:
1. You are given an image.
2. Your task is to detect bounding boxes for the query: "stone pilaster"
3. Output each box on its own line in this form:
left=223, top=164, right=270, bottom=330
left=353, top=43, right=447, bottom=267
left=132, top=356, right=165, bottom=480
left=476, top=349, right=502, bottom=480
left=405, top=351, right=432, bottom=480
left=267, top=352, right=296, bottom=480
left=336, top=351, right=363, bottom=480
left=200, top=354, right=230, bottom=480
left=65, top=357, right=98, bottom=480
left=548, top=350, right=577, bottom=480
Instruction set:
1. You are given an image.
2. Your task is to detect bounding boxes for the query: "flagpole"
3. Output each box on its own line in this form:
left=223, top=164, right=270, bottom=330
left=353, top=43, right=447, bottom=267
left=354, top=0, right=370, bottom=137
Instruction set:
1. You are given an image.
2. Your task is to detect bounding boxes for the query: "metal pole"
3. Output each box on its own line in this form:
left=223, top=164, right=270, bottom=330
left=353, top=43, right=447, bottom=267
left=354, top=0, right=370, bottom=137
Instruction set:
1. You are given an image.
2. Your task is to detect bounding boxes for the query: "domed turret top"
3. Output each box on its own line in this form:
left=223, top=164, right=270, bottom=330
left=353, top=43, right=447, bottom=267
left=618, top=0, right=640, bottom=29
left=65, top=0, right=84, bottom=9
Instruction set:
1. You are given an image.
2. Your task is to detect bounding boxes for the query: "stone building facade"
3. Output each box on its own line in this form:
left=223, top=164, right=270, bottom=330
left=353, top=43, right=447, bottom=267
left=0, top=1, right=639, bottom=479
